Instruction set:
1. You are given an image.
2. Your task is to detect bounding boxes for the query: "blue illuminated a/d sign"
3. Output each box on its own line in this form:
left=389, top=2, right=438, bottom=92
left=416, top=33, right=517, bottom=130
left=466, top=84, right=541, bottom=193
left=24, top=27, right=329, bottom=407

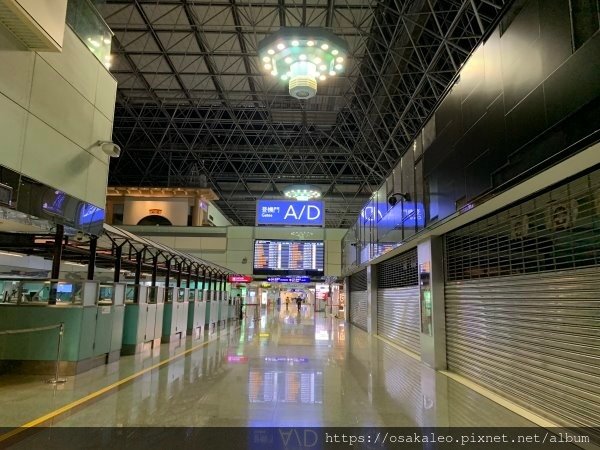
left=256, top=200, right=324, bottom=226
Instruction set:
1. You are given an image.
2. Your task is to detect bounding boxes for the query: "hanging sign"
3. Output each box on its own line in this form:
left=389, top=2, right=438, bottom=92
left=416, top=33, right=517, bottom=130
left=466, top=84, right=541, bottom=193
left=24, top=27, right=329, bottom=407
left=256, top=200, right=324, bottom=226
left=228, top=275, right=253, bottom=283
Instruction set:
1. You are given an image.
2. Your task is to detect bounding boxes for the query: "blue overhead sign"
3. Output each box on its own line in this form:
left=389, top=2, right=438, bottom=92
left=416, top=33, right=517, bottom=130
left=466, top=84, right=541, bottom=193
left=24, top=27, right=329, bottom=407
left=267, top=276, right=311, bottom=283
left=256, top=200, right=324, bottom=226
left=361, top=204, right=425, bottom=227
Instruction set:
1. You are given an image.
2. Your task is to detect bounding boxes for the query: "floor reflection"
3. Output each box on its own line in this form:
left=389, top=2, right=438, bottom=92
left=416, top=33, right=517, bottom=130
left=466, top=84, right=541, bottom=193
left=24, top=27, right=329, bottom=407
left=3, top=309, right=538, bottom=428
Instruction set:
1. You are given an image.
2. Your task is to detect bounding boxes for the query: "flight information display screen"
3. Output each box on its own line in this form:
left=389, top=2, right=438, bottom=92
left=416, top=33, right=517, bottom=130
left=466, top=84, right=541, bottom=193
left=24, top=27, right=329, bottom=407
left=253, top=240, right=324, bottom=276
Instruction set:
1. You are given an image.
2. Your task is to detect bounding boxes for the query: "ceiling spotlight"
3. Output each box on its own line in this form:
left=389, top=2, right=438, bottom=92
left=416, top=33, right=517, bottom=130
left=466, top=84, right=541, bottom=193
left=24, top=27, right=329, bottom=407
left=258, top=27, right=348, bottom=100
left=329, top=70, right=336, bottom=76
left=319, top=75, right=326, bottom=81
left=283, top=185, right=322, bottom=201
left=263, top=56, right=270, bottom=62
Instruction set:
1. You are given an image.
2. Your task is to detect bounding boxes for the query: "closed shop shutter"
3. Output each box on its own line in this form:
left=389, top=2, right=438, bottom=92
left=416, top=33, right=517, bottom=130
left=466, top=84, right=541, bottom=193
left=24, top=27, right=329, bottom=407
left=376, top=249, right=420, bottom=353
left=349, top=269, right=367, bottom=331
left=444, top=169, right=600, bottom=431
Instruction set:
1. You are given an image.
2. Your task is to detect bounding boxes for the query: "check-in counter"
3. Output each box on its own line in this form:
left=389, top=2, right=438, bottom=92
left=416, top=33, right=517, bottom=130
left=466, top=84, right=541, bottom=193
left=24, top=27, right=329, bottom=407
left=217, top=292, right=228, bottom=329
left=0, top=279, right=118, bottom=375
left=98, top=282, right=125, bottom=363
left=148, top=286, right=165, bottom=343
left=187, top=289, right=206, bottom=339
left=122, top=285, right=163, bottom=355
left=162, top=287, right=189, bottom=343
left=205, top=290, right=219, bottom=334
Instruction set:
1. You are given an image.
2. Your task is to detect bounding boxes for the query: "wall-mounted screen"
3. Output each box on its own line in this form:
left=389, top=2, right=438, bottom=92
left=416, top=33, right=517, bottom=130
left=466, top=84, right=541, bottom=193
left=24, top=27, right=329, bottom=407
left=253, top=240, right=324, bottom=276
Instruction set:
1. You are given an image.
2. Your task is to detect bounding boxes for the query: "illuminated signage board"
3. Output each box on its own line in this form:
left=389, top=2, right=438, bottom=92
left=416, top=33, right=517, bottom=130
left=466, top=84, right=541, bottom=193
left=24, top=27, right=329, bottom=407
left=266, top=276, right=311, bottom=283
left=361, top=204, right=425, bottom=227
left=253, top=240, right=324, bottom=276
left=256, top=200, right=324, bottom=226
left=227, top=275, right=253, bottom=283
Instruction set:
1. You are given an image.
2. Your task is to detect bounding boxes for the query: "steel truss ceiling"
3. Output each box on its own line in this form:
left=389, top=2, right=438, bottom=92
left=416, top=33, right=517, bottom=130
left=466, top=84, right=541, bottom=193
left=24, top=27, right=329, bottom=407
left=102, top=0, right=510, bottom=227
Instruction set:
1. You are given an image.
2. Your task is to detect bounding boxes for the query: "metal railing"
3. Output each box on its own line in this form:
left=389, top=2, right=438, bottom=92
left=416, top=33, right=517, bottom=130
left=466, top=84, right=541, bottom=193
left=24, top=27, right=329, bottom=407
left=0, top=323, right=66, bottom=384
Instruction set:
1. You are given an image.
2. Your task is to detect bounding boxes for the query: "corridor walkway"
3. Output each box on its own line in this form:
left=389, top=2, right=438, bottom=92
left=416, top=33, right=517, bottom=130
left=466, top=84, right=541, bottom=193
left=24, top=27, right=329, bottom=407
left=0, top=306, right=536, bottom=430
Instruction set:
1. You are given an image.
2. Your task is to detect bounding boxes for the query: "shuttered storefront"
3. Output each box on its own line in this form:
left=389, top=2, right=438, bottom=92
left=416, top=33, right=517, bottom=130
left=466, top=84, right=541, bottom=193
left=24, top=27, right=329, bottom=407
left=376, top=249, right=420, bottom=354
left=444, top=169, right=600, bottom=429
left=349, top=269, right=367, bottom=331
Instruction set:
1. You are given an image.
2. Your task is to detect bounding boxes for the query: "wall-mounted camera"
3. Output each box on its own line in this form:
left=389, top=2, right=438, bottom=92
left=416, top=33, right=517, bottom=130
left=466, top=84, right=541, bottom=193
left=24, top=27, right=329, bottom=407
left=90, top=140, right=121, bottom=158
left=388, top=192, right=411, bottom=206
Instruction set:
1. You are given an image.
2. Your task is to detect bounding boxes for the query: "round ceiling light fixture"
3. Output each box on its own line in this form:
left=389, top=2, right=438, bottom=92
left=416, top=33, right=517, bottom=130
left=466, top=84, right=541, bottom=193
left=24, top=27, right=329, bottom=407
left=258, top=28, right=349, bottom=100
left=283, top=185, right=322, bottom=201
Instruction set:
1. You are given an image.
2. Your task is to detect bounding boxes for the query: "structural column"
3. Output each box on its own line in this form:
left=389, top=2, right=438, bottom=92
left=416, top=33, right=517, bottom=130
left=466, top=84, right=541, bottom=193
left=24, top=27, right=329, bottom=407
left=343, top=276, right=350, bottom=323
left=417, top=237, right=446, bottom=370
left=366, top=264, right=378, bottom=335
left=49, top=224, right=64, bottom=305
left=87, top=236, right=97, bottom=280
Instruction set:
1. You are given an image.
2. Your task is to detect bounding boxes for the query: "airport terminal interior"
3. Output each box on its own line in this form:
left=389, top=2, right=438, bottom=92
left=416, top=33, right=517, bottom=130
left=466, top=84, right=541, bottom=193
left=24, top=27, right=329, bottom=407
left=0, top=0, right=598, bottom=447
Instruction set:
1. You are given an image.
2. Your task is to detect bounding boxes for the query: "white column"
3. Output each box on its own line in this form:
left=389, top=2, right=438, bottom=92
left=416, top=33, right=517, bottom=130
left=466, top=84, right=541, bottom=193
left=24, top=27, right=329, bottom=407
left=417, top=237, right=446, bottom=370
left=366, top=264, right=377, bottom=335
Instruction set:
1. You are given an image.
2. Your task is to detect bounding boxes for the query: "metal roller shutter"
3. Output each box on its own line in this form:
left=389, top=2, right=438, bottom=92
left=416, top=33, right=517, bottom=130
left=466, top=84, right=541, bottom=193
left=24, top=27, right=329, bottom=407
left=445, top=169, right=600, bottom=431
left=349, top=269, right=367, bottom=331
left=377, top=288, right=420, bottom=353
left=376, top=249, right=420, bottom=353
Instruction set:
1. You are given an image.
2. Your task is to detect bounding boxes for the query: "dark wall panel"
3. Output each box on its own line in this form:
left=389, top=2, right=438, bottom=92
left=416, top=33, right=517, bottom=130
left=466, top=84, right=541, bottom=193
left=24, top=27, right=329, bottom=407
left=505, top=84, right=547, bottom=151
left=421, top=0, right=599, bottom=226
left=539, top=0, right=573, bottom=77
left=544, top=35, right=600, bottom=127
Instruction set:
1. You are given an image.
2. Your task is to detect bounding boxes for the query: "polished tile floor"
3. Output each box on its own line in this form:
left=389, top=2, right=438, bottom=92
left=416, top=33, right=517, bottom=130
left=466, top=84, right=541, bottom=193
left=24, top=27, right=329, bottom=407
left=0, top=306, right=537, bottom=428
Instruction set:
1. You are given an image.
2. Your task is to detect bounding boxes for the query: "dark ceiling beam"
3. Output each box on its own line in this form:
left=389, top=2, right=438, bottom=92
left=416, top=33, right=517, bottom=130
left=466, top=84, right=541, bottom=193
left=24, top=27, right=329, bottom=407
left=133, top=0, right=194, bottom=106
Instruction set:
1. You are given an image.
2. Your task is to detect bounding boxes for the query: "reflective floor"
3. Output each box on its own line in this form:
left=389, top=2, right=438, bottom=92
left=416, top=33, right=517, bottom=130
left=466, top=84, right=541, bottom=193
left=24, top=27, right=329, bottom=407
left=0, top=306, right=537, bottom=428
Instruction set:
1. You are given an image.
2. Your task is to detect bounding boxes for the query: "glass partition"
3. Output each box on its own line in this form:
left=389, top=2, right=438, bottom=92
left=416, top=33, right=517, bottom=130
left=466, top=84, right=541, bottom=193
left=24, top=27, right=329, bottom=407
left=177, top=289, right=187, bottom=303
left=125, top=285, right=137, bottom=304
left=66, top=0, right=113, bottom=68
left=147, top=286, right=158, bottom=304
left=98, top=284, right=114, bottom=305
left=0, top=279, right=84, bottom=305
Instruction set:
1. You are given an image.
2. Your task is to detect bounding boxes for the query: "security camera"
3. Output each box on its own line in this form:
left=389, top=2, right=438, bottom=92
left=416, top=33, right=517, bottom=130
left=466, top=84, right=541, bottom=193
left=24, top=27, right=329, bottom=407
left=101, top=141, right=121, bottom=157
left=75, top=231, right=85, bottom=242
left=388, top=192, right=410, bottom=206
left=92, top=140, right=121, bottom=157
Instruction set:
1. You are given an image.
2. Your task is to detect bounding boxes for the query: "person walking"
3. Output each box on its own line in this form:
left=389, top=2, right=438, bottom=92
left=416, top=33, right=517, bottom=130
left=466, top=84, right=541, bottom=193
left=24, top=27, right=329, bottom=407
left=296, top=297, right=302, bottom=313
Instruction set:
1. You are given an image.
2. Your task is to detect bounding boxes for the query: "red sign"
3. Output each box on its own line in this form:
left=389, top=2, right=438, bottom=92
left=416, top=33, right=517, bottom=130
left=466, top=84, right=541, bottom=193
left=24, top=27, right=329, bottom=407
left=228, top=275, right=252, bottom=283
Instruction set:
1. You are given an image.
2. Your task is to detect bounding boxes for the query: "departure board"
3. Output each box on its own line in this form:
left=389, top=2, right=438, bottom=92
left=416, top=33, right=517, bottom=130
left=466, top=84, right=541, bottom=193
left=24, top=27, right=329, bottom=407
left=253, top=240, right=324, bottom=276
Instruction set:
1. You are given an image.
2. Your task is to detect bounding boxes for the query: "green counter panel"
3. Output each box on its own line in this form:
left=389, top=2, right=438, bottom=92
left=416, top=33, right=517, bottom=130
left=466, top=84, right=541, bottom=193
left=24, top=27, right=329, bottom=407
left=93, top=306, right=113, bottom=357
left=122, top=304, right=148, bottom=345
left=111, top=306, right=125, bottom=352
left=0, top=305, right=95, bottom=362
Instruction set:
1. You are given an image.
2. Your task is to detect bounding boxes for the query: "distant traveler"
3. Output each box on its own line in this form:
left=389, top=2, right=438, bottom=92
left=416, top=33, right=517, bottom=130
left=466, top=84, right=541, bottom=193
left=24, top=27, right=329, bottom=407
left=296, top=297, right=302, bottom=313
